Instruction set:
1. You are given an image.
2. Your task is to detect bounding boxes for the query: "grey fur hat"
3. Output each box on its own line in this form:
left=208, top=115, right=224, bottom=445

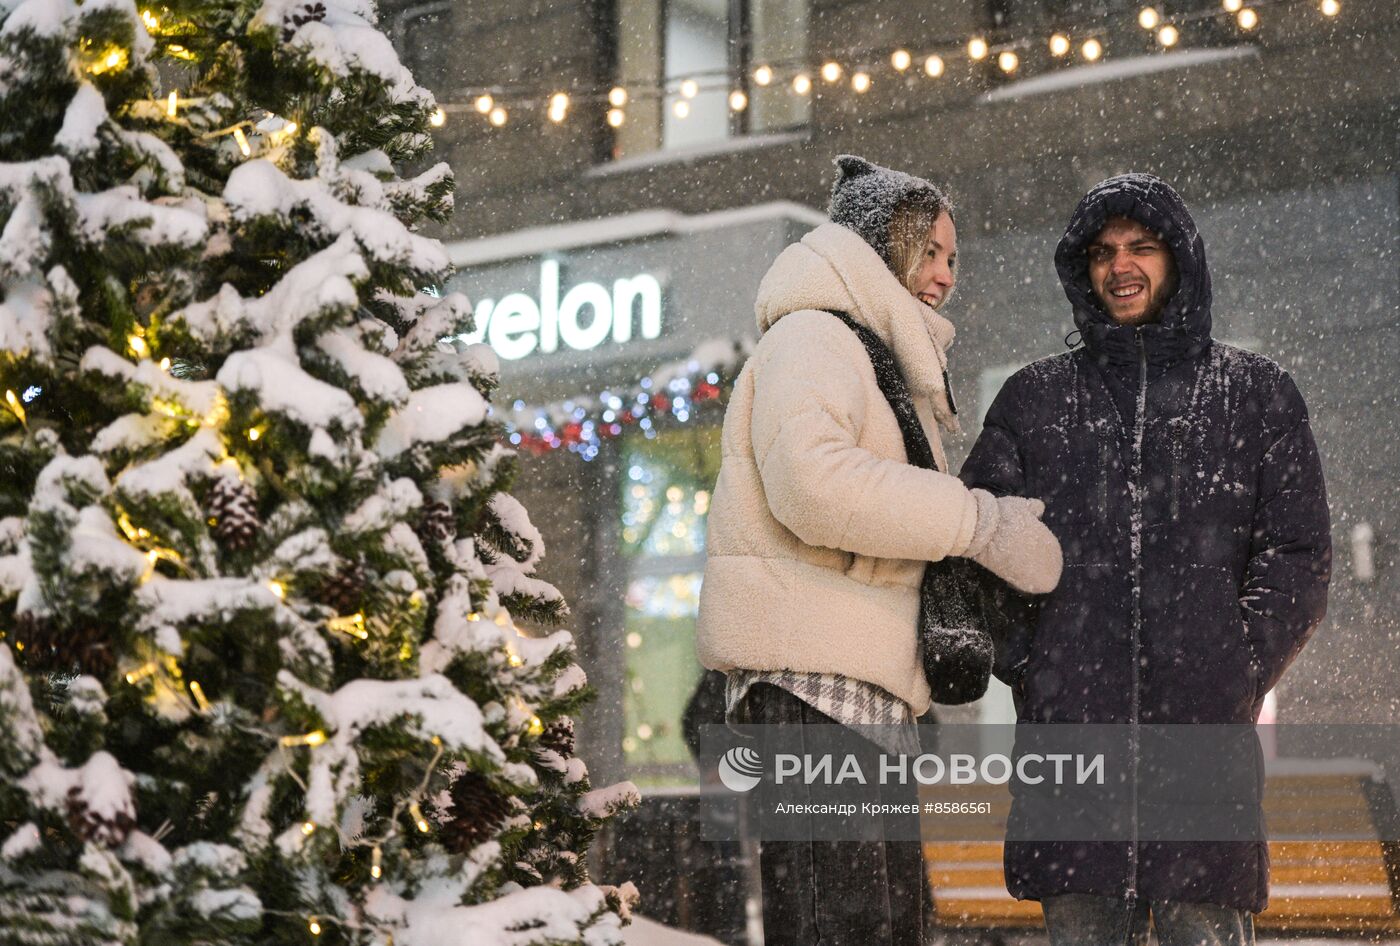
left=827, top=154, right=951, bottom=269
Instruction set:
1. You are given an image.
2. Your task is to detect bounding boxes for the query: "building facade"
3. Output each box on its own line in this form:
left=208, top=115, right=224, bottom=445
left=384, top=0, right=1400, bottom=797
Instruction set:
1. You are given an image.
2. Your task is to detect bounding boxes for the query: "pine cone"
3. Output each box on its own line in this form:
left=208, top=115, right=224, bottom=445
left=415, top=501, right=456, bottom=549
left=314, top=561, right=366, bottom=615
left=11, top=612, right=116, bottom=678
left=440, top=770, right=511, bottom=854
left=66, top=786, right=135, bottom=846
left=538, top=717, right=575, bottom=757
left=207, top=477, right=260, bottom=553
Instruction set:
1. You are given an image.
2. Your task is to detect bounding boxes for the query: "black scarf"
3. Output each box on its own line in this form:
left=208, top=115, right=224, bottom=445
left=827, top=311, right=992, bottom=705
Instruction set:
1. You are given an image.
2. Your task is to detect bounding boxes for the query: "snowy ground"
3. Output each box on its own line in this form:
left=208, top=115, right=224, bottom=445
left=621, top=916, right=1399, bottom=946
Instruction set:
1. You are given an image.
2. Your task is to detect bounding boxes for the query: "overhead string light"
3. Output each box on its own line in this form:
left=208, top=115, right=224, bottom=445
left=440, top=0, right=1331, bottom=133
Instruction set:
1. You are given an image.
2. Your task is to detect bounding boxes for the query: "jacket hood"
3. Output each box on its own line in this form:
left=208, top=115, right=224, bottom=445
left=1054, top=173, right=1213, bottom=374
left=755, top=222, right=958, bottom=429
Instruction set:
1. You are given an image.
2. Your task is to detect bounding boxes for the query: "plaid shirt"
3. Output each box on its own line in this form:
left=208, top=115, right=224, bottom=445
left=725, top=668, right=921, bottom=757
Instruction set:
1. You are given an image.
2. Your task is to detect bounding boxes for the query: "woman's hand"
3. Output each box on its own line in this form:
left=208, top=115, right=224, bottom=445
left=965, top=490, right=1063, bottom=594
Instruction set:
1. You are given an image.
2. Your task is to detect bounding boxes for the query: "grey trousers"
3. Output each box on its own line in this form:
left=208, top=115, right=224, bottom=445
left=1043, top=893, right=1255, bottom=946
left=745, top=682, right=929, bottom=946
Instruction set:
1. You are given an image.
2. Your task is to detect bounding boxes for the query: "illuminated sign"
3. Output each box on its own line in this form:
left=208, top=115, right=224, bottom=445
left=462, top=259, right=663, bottom=360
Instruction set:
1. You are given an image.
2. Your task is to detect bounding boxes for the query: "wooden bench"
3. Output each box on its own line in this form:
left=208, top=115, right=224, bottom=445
left=919, top=761, right=1400, bottom=934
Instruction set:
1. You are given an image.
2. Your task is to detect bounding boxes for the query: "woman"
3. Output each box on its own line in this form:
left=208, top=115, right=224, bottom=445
left=696, top=155, right=1062, bottom=945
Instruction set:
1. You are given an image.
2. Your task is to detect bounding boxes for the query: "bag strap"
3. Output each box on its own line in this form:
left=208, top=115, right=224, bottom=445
left=826, top=310, right=939, bottom=474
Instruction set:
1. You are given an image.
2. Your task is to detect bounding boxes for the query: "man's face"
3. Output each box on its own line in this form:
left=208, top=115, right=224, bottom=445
left=1086, top=216, right=1178, bottom=326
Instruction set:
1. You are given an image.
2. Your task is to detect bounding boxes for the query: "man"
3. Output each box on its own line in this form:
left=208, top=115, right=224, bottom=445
left=961, top=173, right=1331, bottom=945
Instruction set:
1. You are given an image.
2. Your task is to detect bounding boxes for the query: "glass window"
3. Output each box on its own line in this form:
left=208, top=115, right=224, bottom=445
left=392, top=3, right=453, bottom=92
left=746, top=0, right=808, bottom=134
left=611, top=0, right=809, bottom=161
left=619, top=425, right=720, bottom=786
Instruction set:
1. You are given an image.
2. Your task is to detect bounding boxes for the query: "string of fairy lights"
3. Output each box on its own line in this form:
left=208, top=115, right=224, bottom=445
left=437, top=0, right=1346, bottom=130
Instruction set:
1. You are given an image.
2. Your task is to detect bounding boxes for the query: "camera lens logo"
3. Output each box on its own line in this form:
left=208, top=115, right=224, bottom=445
left=717, top=746, right=763, bottom=793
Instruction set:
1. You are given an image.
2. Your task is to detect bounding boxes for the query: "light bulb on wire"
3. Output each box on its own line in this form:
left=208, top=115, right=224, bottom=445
left=968, top=37, right=989, bottom=60
left=672, top=99, right=690, bottom=119
left=728, top=89, right=748, bottom=111
left=1237, top=7, right=1258, bottom=29
left=821, top=61, right=843, bottom=82
left=891, top=49, right=912, bottom=71
left=998, top=50, right=1019, bottom=73
left=923, top=54, right=945, bottom=77
left=851, top=71, right=871, bottom=93
left=488, top=106, right=508, bottom=127
left=680, top=78, right=698, bottom=99
left=1157, top=24, right=1179, bottom=46
left=1049, top=33, right=1071, bottom=57
left=547, top=93, right=568, bottom=123
left=792, top=73, right=812, bottom=95
left=1222, top=0, right=1242, bottom=11
left=607, top=108, right=625, bottom=127
left=1138, top=6, right=1160, bottom=29
left=1081, top=37, right=1104, bottom=61
left=1319, top=0, right=1339, bottom=14
left=609, top=86, right=628, bottom=107
left=753, top=65, right=773, bottom=86
left=475, top=94, right=493, bottom=114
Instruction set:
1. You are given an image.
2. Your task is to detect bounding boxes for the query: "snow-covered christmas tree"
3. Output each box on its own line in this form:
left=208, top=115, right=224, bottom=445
left=0, top=0, right=638, bottom=942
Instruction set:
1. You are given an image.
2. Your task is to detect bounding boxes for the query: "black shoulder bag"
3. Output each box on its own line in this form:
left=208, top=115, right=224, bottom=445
left=827, top=310, right=993, bottom=705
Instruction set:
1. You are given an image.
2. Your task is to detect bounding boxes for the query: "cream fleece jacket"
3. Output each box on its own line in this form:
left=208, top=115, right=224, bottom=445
left=696, top=222, right=981, bottom=715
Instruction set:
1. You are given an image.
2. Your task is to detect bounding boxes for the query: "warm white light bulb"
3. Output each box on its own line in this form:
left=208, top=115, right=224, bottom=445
left=891, top=49, right=911, bottom=71
left=680, top=78, right=699, bottom=99
left=672, top=99, right=690, bottom=118
left=1049, top=33, right=1071, bottom=57
left=923, top=54, right=945, bottom=77
left=1319, top=0, right=1339, bottom=14
left=488, top=106, right=508, bottom=126
left=475, top=94, right=493, bottom=114
left=1138, top=6, right=1160, bottom=29
left=1237, top=7, right=1258, bottom=29
left=606, top=108, right=625, bottom=127
left=1081, top=37, right=1104, bottom=61
left=998, top=50, right=1019, bottom=73
left=968, top=37, right=989, bottom=60
left=792, top=73, right=812, bottom=95
left=728, top=89, right=748, bottom=111
left=753, top=65, right=773, bottom=86
left=821, top=60, right=842, bottom=82
left=1157, top=24, right=1179, bottom=46
left=609, top=86, right=628, bottom=107
left=851, top=71, right=871, bottom=93
left=429, top=107, right=445, bottom=127
left=1222, top=0, right=1243, bottom=11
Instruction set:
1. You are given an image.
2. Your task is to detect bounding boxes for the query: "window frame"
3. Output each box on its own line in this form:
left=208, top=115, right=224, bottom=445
left=604, top=0, right=809, bottom=162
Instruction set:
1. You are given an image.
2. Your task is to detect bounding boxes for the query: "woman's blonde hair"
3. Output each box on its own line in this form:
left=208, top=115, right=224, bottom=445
left=887, top=197, right=952, bottom=297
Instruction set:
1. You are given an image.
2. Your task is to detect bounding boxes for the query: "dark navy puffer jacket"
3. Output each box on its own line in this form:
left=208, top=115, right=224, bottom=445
left=961, top=174, right=1331, bottom=913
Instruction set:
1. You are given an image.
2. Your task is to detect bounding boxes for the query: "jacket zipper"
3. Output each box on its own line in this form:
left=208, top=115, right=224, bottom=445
left=1126, top=329, right=1148, bottom=902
